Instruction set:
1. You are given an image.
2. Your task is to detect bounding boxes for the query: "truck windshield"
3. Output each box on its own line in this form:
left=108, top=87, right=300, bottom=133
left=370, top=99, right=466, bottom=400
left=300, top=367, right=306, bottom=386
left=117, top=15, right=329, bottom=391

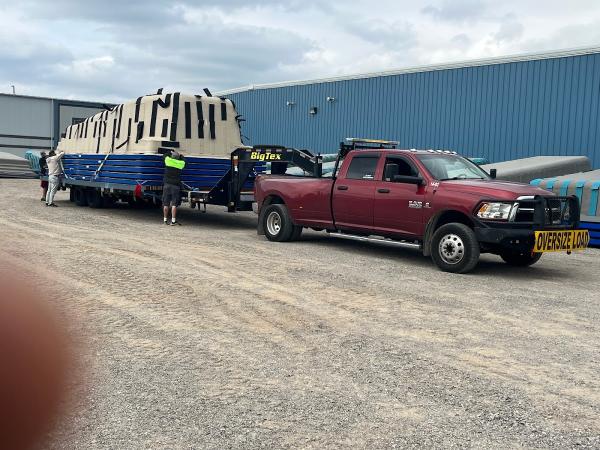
left=416, top=154, right=490, bottom=181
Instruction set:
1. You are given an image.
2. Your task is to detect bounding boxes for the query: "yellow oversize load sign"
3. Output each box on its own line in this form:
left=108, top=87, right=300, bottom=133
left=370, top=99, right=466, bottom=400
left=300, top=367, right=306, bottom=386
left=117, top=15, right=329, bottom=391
left=533, top=230, right=590, bottom=253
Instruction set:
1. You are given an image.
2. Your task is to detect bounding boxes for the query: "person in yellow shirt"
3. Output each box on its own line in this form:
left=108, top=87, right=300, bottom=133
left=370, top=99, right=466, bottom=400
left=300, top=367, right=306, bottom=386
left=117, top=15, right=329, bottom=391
left=162, top=151, right=186, bottom=225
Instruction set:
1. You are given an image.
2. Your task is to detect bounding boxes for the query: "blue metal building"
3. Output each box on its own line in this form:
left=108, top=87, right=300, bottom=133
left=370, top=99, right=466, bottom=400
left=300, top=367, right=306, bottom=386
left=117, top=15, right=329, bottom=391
left=224, top=47, right=600, bottom=168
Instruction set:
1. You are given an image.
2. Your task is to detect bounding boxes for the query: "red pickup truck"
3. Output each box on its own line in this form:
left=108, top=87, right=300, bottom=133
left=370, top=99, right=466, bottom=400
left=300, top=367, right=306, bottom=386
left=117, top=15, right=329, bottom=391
left=254, top=140, right=588, bottom=273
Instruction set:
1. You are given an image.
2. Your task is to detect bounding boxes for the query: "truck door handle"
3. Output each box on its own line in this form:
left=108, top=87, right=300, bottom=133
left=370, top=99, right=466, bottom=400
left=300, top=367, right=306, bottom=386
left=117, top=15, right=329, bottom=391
left=337, top=185, right=348, bottom=191
left=377, top=188, right=390, bottom=194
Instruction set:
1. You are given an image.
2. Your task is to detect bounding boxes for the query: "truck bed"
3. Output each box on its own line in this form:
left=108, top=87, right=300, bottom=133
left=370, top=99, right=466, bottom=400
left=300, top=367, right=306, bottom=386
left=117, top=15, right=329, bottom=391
left=255, top=174, right=334, bottom=228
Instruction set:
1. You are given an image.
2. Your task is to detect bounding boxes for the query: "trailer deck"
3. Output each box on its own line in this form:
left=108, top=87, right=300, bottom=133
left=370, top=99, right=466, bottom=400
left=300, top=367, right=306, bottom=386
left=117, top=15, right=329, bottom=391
left=42, top=146, right=322, bottom=212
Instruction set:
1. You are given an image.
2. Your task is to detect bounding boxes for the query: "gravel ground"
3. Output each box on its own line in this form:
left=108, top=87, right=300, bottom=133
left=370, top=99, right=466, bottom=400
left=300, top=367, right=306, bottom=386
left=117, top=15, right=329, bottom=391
left=1, top=178, right=599, bottom=449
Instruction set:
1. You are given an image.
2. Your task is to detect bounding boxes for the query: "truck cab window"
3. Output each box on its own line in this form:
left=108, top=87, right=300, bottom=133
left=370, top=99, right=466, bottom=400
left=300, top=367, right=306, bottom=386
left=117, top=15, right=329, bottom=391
left=383, top=157, right=418, bottom=181
left=346, top=156, right=379, bottom=180
left=416, top=154, right=489, bottom=180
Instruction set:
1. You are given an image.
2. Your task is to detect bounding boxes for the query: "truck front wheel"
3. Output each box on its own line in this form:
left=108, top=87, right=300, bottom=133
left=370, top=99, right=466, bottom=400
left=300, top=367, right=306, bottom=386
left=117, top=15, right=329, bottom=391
left=431, top=223, right=480, bottom=273
left=500, top=251, right=542, bottom=267
left=262, top=204, right=300, bottom=242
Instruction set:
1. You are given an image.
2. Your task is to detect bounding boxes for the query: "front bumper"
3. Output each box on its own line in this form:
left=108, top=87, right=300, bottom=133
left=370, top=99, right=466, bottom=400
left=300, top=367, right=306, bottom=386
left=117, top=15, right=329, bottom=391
left=475, top=227, right=536, bottom=251
left=474, top=195, right=581, bottom=252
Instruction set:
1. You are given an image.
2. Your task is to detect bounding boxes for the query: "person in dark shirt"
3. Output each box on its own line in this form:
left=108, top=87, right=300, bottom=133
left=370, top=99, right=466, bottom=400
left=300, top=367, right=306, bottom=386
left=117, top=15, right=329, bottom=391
left=162, top=150, right=186, bottom=225
left=39, top=152, right=48, bottom=201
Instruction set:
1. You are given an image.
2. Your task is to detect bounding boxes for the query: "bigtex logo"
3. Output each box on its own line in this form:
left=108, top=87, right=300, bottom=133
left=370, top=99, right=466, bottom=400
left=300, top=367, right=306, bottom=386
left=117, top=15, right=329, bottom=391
left=250, top=152, right=282, bottom=161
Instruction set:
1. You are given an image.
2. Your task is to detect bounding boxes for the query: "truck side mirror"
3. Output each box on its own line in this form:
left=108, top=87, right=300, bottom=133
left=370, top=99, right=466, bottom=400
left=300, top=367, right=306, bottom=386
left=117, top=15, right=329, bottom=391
left=489, top=168, right=497, bottom=179
left=392, top=175, right=424, bottom=185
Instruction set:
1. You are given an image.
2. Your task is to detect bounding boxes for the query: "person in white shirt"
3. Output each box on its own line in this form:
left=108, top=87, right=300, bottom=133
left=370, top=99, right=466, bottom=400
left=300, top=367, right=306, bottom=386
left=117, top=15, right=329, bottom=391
left=45, top=150, right=65, bottom=207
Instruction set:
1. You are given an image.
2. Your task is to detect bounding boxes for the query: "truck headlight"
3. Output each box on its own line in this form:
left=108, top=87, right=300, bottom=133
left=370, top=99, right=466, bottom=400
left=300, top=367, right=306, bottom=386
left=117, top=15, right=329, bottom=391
left=476, top=202, right=518, bottom=221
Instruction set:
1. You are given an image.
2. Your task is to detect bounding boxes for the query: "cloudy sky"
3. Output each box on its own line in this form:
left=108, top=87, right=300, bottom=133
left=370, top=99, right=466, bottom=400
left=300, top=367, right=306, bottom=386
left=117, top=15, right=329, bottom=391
left=1, top=0, right=600, bottom=102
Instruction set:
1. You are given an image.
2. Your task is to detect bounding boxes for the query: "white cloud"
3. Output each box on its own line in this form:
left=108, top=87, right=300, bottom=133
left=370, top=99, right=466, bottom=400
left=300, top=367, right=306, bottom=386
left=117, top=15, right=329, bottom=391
left=1, top=0, right=600, bottom=101
left=421, top=0, right=489, bottom=23
left=492, top=13, right=525, bottom=44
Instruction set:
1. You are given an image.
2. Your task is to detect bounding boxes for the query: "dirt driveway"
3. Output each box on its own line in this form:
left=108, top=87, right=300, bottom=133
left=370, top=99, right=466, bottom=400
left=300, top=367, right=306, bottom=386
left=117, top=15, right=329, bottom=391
left=1, top=179, right=599, bottom=448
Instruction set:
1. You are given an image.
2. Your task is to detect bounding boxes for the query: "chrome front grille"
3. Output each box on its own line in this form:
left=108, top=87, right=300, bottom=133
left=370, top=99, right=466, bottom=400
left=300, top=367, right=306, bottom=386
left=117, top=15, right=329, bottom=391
left=514, top=201, right=536, bottom=222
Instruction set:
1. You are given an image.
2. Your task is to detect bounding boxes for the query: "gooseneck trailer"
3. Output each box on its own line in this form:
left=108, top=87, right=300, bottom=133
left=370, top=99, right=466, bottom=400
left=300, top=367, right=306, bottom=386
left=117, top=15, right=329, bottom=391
left=39, top=90, right=321, bottom=212
left=57, top=145, right=320, bottom=212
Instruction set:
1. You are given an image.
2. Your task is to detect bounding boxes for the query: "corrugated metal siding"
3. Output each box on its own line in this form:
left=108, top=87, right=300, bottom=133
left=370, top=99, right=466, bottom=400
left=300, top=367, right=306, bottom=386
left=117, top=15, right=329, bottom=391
left=0, top=96, right=53, bottom=156
left=0, top=95, right=53, bottom=137
left=229, top=52, right=600, bottom=167
left=0, top=95, right=108, bottom=156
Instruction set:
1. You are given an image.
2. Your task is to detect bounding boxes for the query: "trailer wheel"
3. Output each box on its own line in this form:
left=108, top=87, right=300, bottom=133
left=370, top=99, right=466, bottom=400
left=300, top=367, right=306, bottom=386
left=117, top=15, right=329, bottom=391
left=74, top=188, right=88, bottom=207
left=431, top=223, right=480, bottom=273
left=102, top=196, right=116, bottom=208
left=86, top=189, right=104, bottom=208
left=69, top=188, right=75, bottom=202
left=500, top=251, right=542, bottom=267
left=263, top=204, right=298, bottom=242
